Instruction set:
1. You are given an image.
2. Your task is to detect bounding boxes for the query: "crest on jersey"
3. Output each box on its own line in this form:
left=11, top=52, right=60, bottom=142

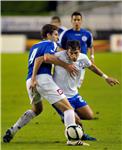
left=82, top=36, right=87, bottom=42
left=79, top=61, right=85, bottom=68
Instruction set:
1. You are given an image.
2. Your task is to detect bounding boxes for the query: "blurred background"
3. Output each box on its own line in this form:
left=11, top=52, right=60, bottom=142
left=1, top=1, right=122, bottom=53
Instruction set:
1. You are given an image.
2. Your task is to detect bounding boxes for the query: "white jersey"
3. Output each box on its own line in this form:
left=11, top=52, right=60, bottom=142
left=53, top=51, right=92, bottom=98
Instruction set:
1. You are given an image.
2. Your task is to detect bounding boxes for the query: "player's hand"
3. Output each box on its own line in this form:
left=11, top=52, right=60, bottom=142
left=105, top=77, right=120, bottom=86
left=29, top=77, right=39, bottom=92
left=66, top=64, right=79, bottom=78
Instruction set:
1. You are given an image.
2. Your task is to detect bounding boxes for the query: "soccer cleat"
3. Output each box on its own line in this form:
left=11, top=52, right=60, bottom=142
left=3, top=129, right=14, bottom=143
left=66, top=140, right=90, bottom=146
left=81, top=134, right=97, bottom=141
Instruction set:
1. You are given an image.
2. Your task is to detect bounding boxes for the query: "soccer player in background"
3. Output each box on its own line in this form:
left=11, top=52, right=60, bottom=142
left=52, top=40, right=119, bottom=141
left=51, top=16, right=67, bottom=49
left=3, top=24, right=82, bottom=145
left=51, top=16, right=67, bottom=36
left=59, top=11, right=95, bottom=87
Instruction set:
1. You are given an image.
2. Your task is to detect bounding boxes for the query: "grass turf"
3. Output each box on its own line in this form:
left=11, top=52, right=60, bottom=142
left=1, top=52, right=122, bottom=150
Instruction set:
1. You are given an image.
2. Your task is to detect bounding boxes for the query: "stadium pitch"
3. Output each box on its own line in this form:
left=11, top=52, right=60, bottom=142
left=1, top=52, right=122, bottom=150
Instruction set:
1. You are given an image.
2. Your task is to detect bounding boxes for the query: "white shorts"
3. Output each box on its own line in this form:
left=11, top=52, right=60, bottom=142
left=26, top=74, right=66, bottom=104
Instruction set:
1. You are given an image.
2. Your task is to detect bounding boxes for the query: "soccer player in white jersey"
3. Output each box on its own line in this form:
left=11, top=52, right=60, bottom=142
left=59, top=11, right=95, bottom=87
left=3, top=24, right=82, bottom=145
left=52, top=40, right=119, bottom=141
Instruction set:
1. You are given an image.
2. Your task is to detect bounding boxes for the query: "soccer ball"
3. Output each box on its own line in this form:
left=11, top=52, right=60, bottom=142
left=65, top=124, right=83, bottom=141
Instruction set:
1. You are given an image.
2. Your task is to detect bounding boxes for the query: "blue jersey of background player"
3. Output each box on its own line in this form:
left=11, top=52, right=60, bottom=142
left=27, top=40, right=57, bottom=80
left=60, top=28, right=92, bottom=55
left=59, top=11, right=94, bottom=62
left=58, top=26, right=67, bottom=36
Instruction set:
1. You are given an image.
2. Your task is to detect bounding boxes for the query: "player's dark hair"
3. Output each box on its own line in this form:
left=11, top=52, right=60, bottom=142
left=51, top=16, right=61, bottom=23
left=66, top=40, right=80, bottom=51
left=41, top=24, right=58, bottom=39
left=71, top=11, right=82, bottom=18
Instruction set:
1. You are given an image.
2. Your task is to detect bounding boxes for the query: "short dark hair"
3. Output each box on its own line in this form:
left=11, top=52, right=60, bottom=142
left=71, top=11, right=82, bottom=18
left=41, top=24, right=58, bottom=39
left=66, top=40, right=81, bottom=51
left=51, top=16, right=61, bottom=23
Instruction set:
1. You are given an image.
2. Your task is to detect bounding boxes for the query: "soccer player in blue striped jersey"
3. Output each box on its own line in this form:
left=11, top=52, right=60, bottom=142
left=3, top=24, right=79, bottom=144
left=59, top=11, right=95, bottom=87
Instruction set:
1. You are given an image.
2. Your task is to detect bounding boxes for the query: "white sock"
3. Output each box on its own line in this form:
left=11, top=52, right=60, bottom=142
left=11, top=110, right=36, bottom=134
left=64, top=109, right=76, bottom=127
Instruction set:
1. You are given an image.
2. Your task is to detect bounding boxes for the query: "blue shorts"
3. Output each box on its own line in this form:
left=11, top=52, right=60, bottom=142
left=52, top=94, right=87, bottom=118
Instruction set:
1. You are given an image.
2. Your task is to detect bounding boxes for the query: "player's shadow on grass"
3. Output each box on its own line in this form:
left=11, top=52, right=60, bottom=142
left=2, top=140, right=65, bottom=145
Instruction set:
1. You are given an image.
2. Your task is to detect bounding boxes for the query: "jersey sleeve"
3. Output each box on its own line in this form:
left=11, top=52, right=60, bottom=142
left=87, top=32, right=93, bottom=48
left=45, top=42, right=57, bottom=54
left=35, top=46, right=55, bottom=60
left=82, top=54, right=92, bottom=68
left=44, top=46, right=56, bottom=55
left=80, top=54, right=92, bottom=68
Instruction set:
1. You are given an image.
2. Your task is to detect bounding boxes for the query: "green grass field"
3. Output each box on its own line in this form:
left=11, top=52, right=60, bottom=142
left=1, top=52, right=122, bottom=150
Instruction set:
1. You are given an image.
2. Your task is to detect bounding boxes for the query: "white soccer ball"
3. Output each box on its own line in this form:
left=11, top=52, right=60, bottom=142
left=65, top=124, right=83, bottom=141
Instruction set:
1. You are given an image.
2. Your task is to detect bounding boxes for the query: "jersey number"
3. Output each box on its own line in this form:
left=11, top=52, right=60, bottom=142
left=29, top=48, right=38, bottom=64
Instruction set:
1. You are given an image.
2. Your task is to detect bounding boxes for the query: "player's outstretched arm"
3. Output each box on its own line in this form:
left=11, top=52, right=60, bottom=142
left=89, top=47, right=95, bottom=63
left=105, top=77, right=119, bottom=86
left=88, top=63, right=120, bottom=86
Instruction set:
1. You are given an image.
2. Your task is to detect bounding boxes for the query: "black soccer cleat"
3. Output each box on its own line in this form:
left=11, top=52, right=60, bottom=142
left=3, top=129, right=13, bottom=143
left=81, top=134, right=97, bottom=141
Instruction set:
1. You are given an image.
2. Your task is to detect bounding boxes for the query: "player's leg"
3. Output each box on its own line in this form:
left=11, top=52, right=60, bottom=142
left=53, top=98, right=76, bottom=127
left=52, top=101, right=92, bottom=144
left=68, top=94, right=94, bottom=120
left=76, top=105, right=94, bottom=120
left=37, top=74, right=76, bottom=127
left=10, top=78, right=43, bottom=133
left=3, top=78, right=43, bottom=143
left=3, top=102, right=42, bottom=143
left=52, top=99, right=84, bottom=132
left=74, top=107, right=96, bottom=141
left=12, top=101, right=43, bottom=131
left=72, top=95, right=96, bottom=141
left=52, top=102, right=83, bottom=128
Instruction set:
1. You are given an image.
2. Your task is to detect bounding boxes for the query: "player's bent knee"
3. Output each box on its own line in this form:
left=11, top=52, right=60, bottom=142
left=54, top=98, right=73, bottom=112
left=87, top=112, right=94, bottom=120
